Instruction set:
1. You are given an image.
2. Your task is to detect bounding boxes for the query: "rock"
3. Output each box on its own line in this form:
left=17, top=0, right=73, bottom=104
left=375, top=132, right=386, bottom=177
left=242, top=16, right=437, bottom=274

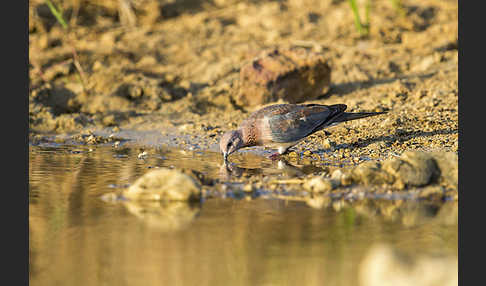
left=382, top=151, right=439, bottom=188
left=303, top=176, right=335, bottom=193
left=430, top=152, right=458, bottom=188
left=303, top=150, right=313, bottom=156
left=359, top=244, right=458, bottom=286
left=123, top=168, right=201, bottom=201
left=321, top=138, right=335, bottom=149
left=236, top=47, right=331, bottom=107
left=340, top=169, right=355, bottom=186
left=331, top=169, right=344, bottom=181
left=242, top=183, right=254, bottom=192
left=351, top=161, right=394, bottom=186
left=102, top=114, right=117, bottom=126
left=330, top=169, right=344, bottom=188
left=418, top=185, right=444, bottom=199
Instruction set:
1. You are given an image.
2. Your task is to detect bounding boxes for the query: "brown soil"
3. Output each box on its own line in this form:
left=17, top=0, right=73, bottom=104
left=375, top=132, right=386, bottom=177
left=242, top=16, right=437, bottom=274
left=29, top=0, right=458, bottom=162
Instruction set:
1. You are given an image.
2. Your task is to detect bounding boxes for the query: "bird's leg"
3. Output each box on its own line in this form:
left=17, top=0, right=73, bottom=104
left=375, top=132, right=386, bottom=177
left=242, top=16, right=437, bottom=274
left=269, top=152, right=281, bottom=160
left=268, top=146, right=290, bottom=160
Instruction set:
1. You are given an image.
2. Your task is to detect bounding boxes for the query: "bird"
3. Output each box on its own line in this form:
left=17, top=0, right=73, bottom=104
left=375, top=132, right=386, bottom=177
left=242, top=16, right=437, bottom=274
left=220, top=103, right=386, bottom=161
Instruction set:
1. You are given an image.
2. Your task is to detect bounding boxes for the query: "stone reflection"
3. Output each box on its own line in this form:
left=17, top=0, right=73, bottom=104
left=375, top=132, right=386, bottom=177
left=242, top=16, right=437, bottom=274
left=303, top=193, right=458, bottom=227
left=123, top=200, right=201, bottom=232
left=218, top=161, right=262, bottom=180
left=359, top=243, right=457, bottom=286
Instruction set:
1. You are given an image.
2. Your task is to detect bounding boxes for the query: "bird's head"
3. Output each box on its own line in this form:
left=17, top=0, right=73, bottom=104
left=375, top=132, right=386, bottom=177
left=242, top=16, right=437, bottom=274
left=220, top=130, right=244, bottom=161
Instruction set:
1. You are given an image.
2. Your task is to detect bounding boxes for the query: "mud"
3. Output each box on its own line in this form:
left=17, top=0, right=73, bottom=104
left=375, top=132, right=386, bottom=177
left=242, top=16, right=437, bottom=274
left=29, top=0, right=458, bottom=197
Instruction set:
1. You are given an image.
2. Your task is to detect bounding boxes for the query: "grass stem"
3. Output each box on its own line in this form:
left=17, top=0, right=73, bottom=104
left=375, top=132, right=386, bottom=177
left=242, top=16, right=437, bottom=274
left=45, top=0, right=68, bottom=30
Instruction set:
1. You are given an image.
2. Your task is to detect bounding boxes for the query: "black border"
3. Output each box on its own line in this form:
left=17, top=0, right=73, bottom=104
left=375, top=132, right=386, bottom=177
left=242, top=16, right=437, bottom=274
left=5, top=0, right=29, bottom=284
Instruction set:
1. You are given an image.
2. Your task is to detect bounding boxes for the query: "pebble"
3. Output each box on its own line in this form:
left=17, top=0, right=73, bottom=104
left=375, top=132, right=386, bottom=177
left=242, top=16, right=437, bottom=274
left=137, top=151, right=148, bottom=159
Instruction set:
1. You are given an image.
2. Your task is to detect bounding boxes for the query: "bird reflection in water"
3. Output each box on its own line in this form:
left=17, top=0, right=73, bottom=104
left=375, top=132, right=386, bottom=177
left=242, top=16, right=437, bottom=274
left=219, top=157, right=314, bottom=180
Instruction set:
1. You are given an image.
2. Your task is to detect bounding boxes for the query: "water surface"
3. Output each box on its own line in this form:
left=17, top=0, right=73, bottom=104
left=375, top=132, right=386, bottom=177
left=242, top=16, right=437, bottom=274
left=29, top=145, right=457, bottom=286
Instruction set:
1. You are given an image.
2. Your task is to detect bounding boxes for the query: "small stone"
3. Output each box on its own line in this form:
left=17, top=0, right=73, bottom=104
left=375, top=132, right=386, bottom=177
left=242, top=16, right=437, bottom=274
left=178, top=124, right=191, bottom=132
left=102, top=114, right=117, bottom=127
left=289, top=151, right=299, bottom=158
left=352, top=161, right=394, bottom=186
left=340, top=171, right=355, bottom=186
left=86, top=135, right=97, bottom=144
left=331, top=169, right=344, bottom=181
left=304, top=176, right=335, bottom=193
left=138, top=151, right=148, bottom=159
left=180, top=80, right=191, bottom=89
left=92, top=61, right=104, bottom=71
left=322, top=138, right=335, bottom=149
left=242, top=184, right=253, bottom=192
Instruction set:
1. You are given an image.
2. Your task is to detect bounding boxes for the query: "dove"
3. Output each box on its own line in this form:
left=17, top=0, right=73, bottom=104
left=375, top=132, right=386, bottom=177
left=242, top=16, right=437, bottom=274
left=220, top=103, right=386, bottom=161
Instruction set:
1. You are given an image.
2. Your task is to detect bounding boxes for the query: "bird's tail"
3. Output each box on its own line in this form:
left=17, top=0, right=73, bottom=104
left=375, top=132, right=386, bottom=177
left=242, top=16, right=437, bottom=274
left=333, top=111, right=387, bottom=123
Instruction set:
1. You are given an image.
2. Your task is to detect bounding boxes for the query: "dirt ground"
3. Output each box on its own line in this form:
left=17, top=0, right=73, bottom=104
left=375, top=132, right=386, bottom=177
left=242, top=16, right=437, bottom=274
left=29, top=0, right=458, bottom=165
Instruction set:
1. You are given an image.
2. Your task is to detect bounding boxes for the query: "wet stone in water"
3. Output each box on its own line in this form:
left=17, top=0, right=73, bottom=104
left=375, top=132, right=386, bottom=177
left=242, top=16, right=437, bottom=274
left=123, top=168, right=201, bottom=201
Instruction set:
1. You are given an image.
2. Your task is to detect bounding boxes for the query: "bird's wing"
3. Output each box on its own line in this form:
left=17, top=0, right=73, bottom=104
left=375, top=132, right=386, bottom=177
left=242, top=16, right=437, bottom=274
left=263, top=104, right=346, bottom=143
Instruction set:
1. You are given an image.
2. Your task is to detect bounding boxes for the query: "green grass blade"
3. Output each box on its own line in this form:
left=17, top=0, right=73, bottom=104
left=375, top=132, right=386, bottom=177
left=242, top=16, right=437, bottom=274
left=348, top=0, right=367, bottom=36
left=389, top=0, right=406, bottom=17
left=45, top=0, right=68, bottom=30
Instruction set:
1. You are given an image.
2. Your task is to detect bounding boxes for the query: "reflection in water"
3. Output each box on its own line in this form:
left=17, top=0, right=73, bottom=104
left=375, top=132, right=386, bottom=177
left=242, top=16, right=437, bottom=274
left=219, top=158, right=322, bottom=180
left=123, top=200, right=201, bottom=231
left=29, top=145, right=457, bottom=286
left=219, top=160, right=262, bottom=179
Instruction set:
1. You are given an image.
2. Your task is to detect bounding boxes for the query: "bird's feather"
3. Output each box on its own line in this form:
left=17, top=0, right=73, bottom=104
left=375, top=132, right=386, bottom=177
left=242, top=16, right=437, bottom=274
left=260, top=104, right=346, bottom=143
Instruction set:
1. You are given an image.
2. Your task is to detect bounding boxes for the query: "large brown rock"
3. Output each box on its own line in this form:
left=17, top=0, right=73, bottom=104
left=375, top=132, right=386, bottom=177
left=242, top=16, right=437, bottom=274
left=236, top=47, right=331, bottom=107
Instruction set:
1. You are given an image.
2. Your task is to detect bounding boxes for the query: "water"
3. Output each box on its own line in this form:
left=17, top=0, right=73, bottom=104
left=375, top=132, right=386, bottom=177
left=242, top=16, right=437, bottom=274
left=29, top=144, right=457, bottom=286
